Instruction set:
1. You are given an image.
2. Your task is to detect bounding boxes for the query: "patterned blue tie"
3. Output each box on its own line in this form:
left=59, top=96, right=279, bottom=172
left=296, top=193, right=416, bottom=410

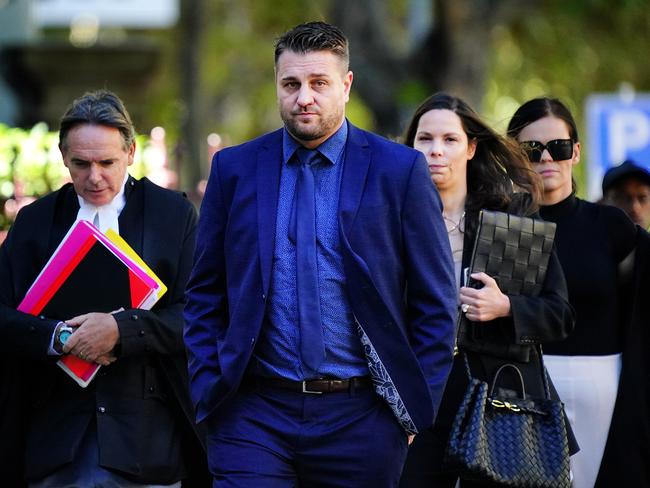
left=294, top=147, right=325, bottom=372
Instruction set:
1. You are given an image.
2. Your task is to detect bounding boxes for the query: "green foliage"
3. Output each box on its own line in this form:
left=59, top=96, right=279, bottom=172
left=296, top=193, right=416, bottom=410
left=483, top=0, right=650, bottom=196
left=0, top=123, right=67, bottom=199
left=56, top=0, right=648, bottom=199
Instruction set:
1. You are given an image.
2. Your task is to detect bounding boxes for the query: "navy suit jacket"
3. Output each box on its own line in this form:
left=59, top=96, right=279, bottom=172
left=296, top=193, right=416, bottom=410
left=184, top=123, right=457, bottom=434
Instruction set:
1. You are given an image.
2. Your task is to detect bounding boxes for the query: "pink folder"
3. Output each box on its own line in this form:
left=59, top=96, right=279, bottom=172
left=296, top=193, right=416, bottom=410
left=18, top=220, right=165, bottom=387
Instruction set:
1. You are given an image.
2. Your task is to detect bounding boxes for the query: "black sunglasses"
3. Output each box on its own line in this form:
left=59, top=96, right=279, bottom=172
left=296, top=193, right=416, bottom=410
left=520, top=139, right=574, bottom=163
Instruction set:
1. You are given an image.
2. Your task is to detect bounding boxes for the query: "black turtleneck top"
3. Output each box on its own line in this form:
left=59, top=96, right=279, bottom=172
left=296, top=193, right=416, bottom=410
left=539, top=194, right=636, bottom=355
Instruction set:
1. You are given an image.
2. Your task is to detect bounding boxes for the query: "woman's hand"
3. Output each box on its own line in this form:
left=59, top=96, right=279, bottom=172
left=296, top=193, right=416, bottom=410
left=459, top=272, right=511, bottom=322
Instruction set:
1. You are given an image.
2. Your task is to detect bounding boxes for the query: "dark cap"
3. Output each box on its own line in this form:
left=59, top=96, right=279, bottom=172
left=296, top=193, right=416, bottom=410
left=602, top=160, right=650, bottom=194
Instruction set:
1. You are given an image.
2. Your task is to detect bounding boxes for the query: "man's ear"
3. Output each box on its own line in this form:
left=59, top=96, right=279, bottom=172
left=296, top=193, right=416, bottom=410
left=343, top=71, right=353, bottom=103
left=127, top=141, right=136, bottom=166
left=59, top=143, right=69, bottom=168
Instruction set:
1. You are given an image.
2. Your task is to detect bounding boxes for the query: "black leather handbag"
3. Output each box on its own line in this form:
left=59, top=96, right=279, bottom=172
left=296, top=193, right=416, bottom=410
left=445, top=356, right=571, bottom=488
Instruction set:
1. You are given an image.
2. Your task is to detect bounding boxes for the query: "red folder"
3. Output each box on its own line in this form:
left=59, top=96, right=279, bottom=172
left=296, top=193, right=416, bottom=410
left=18, top=220, right=165, bottom=387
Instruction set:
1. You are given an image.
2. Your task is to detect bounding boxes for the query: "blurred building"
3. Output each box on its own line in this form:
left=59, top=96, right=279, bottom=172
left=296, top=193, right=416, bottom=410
left=0, top=0, right=178, bottom=130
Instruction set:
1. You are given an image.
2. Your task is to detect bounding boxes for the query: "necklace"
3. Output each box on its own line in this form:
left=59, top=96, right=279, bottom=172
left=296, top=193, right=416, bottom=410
left=443, top=211, right=465, bottom=234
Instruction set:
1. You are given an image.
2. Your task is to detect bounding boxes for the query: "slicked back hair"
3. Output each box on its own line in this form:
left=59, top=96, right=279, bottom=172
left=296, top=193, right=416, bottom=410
left=506, top=97, right=579, bottom=142
left=59, top=90, right=136, bottom=153
left=507, top=97, right=579, bottom=193
left=274, top=21, right=349, bottom=70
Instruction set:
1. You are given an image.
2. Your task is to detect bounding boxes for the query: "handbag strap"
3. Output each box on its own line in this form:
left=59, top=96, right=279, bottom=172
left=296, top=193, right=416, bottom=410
left=538, top=344, right=551, bottom=399
left=463, top=348, right=552, bottom=401
left=489, top=363, right=527, bottom=399
left=461, top=350, right=472, bottom=379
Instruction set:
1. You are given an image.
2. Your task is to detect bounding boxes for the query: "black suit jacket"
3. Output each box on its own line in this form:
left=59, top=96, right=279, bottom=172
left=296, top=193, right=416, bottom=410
left=0, top=177, right=204, bottom=484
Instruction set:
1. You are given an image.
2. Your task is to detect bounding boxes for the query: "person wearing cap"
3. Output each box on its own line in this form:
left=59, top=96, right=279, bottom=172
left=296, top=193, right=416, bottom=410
left=602, top=159, right=650, bottom=229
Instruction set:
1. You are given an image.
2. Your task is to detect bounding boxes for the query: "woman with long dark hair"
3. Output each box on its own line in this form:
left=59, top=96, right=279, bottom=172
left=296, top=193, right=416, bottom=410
left=399, top=92, right=575, bottom=487
left=507, top=97, right=650, bottom=487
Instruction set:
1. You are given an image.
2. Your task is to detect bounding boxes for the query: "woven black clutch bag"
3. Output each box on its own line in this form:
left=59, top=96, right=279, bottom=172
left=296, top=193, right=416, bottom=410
left=458, top=210, right=556, bottom=359
left=466, top=210, right=556, bottom=296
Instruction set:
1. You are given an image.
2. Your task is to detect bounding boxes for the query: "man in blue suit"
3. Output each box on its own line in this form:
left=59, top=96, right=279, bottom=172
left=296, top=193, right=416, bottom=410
left=184, top=21, right=457, bottom=487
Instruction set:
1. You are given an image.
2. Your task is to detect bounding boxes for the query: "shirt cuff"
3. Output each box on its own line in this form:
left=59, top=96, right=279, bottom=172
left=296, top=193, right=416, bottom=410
left=48, top=321, right=66, bottom=355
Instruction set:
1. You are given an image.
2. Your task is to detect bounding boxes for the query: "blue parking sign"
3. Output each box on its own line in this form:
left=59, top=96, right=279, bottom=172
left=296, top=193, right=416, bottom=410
left=586, top=94, right=650, bottom=200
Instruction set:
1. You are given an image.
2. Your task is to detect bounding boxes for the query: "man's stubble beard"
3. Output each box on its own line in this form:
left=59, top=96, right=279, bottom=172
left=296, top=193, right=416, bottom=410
left=281, top=106, right=344, bottom=143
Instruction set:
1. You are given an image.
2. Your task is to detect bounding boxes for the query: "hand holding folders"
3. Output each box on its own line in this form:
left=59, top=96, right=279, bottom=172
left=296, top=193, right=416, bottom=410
left=17, top=220, right=166, bottom=387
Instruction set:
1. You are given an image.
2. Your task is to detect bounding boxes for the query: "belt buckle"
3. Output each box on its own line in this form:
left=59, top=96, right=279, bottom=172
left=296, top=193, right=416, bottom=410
left=301, top=380, right=323, bottom=395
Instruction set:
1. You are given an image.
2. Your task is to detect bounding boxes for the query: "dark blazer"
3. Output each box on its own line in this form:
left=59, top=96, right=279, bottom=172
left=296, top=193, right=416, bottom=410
left=596, top=227, right=650, bottom=487
left=430, top=202, right=576, bottom=469
left=0, top=177, right=205, bottom=484
left=184, top=123, right=458, bottom=435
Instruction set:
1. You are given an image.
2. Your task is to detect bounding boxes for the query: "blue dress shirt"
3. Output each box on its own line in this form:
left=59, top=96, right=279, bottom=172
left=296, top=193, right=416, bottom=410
left=253, top=121, right=369, bottom=380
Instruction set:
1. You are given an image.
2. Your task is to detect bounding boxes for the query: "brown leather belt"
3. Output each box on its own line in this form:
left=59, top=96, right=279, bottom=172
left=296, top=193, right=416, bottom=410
left=251, top=376, right=372, bottom=394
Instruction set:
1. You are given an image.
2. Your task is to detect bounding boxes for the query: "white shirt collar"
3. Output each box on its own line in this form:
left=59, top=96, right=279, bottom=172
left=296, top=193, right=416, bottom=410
left=75, top=172, right=130, bottom=234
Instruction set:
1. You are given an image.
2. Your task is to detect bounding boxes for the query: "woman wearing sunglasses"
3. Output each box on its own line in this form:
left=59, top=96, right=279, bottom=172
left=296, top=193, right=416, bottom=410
left=508, top=97, right=650, bottom=487
left=399, top=92, right=575, bottom=487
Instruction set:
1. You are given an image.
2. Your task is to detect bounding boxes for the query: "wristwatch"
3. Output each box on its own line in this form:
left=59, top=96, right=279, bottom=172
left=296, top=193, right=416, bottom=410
left=54, top=323, right=75, bottom=354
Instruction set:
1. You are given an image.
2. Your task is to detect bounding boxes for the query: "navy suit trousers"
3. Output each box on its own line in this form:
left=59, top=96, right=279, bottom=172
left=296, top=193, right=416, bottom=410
left=205, top=382, right=409, bottom=488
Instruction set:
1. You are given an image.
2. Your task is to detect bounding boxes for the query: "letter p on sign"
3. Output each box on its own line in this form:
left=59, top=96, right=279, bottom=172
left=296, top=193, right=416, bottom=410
left=586, top=94, right=650, bottom=200
left=608, top=109, right=650, bottom=163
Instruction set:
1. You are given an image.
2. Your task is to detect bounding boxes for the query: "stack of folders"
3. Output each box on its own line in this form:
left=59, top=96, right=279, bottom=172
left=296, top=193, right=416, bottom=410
left=17, top=220, right=167, bottom=387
